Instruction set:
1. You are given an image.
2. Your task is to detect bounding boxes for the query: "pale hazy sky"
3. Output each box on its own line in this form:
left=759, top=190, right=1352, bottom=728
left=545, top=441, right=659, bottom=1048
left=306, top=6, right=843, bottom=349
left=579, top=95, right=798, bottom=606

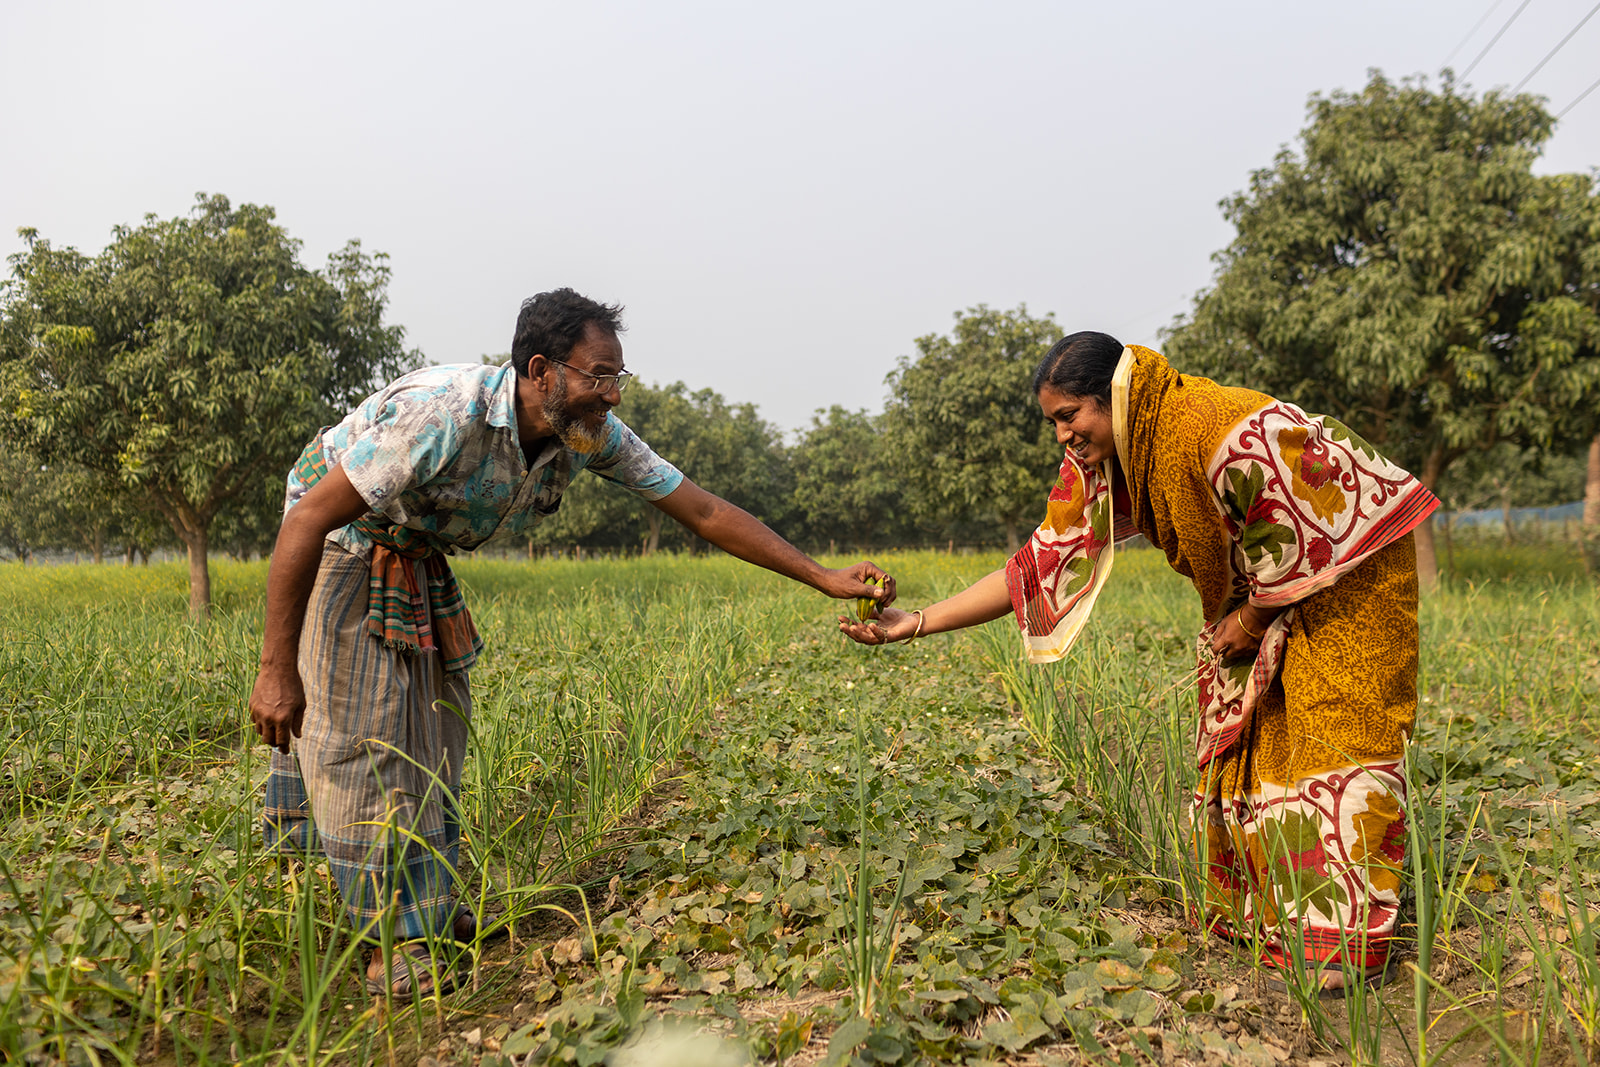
left=3, top=1, right=1597, bottom=434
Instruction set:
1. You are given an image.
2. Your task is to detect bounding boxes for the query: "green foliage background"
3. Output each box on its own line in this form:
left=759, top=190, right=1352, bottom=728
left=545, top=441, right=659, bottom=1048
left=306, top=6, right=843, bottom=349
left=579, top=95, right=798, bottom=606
left=0, top=194, right=418, bottom=608
left=1164, top=71, right=1600, bottom=510
left=3, top=72, right=1596, bottom=590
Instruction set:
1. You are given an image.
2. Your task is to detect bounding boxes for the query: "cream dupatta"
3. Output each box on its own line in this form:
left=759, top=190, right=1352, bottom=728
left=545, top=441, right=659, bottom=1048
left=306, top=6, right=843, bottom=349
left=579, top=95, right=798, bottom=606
left=1002, top=349, right=1136, bottom=664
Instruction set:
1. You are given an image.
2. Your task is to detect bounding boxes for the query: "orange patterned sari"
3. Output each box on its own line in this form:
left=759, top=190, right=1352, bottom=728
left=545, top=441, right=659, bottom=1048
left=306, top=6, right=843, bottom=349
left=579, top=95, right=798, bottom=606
left=1005, top=346, right=1437, bottom=974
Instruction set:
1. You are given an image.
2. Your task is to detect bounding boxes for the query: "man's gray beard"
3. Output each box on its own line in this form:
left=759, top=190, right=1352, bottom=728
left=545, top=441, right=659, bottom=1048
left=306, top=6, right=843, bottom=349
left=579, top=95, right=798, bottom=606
left=543, top=371, right=607, bottom=454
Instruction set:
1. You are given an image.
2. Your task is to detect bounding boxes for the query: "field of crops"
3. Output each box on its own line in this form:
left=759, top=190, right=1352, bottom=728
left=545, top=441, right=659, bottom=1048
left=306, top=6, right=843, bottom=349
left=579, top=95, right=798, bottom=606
left=1, top=542, right=1597, bottom=1066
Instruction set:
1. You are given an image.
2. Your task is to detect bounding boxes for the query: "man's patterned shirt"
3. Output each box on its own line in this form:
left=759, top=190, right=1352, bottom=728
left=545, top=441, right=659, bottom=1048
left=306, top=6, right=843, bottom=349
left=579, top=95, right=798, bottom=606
left=285, top=362, right=683, bottom=557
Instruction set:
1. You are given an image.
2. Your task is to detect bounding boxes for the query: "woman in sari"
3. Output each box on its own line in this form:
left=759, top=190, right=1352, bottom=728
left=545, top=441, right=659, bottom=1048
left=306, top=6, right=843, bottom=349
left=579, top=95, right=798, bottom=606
left=840, top=332, right=1436, bottom=991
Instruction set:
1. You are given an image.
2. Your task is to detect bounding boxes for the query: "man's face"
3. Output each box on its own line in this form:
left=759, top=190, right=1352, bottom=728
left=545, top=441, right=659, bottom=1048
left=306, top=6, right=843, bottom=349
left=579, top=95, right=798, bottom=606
left=541, top=323, right=625, bottom=454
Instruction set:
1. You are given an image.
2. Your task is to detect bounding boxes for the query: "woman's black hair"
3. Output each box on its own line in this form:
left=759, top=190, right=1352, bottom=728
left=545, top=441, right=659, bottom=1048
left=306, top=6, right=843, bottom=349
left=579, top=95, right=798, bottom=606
left=1031, top=331, right=1124, bottom=405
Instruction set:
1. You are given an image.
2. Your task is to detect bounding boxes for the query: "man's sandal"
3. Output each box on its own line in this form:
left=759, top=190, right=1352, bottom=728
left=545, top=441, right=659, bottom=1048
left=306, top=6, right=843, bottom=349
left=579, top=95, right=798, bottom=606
left=451, top=902, right=509, bottom=945
left=365, top=941, right=458, bottom=998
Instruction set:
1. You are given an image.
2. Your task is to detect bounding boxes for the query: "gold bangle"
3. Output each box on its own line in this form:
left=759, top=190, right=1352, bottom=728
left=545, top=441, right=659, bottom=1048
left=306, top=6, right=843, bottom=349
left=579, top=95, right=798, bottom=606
left=908, top=609, right=926, bottom=643
left=1235, top=608, right=1263, bottom=641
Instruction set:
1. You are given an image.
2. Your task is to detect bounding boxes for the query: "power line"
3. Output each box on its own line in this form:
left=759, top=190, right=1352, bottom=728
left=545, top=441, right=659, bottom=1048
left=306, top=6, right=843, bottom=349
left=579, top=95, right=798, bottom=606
left=1514, top=1, right=1600, bottom=91
left=1105, top=298, right=1192, bottom=342
left=1460, top=0, right=1536, bottom=79
left=1556, top=72, right=1600, bottom=118
left=1445, top=0, right=1508, bottom=67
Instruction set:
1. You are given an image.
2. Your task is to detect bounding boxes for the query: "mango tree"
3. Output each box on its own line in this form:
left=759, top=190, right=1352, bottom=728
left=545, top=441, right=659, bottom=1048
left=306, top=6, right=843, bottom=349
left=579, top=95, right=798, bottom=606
left=0, top=194, right=416, bottom=616
left=790, top=406, right=906, bottom=553
left=884, top=304, right=1063, bottom=553
left=1164, top=71, right=1600, bottom=587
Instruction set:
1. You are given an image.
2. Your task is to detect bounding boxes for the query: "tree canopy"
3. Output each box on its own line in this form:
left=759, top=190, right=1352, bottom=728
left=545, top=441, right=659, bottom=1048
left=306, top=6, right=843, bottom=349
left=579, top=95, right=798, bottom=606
left=0, top=193, right=417, bottom=614
left=0, top=451, right=166, bottom=564
left=884, top=305, right=1062, bottom=552
left=1164, top=71, right=1600, bottom=583
left=790, top=406, right=908, bottom=553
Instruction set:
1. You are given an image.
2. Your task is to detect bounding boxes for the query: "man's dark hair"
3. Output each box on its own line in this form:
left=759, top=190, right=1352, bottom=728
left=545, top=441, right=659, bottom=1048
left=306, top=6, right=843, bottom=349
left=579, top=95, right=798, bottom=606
left=511, top=289, right=627, bottom=377
left=1031, top=331, right=1124, bottom=405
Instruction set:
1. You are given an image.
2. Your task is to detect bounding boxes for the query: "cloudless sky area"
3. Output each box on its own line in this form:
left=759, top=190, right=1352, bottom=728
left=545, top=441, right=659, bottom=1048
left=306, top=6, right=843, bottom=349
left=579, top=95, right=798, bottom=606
left=3, top=1, right=1597, bottom=435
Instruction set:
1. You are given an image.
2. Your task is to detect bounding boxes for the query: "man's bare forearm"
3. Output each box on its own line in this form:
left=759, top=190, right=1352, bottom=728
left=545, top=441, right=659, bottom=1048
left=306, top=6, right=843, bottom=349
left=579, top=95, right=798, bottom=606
left=259, top=509, right=331, bottom=668
left=259, top=463, right=373, bottom=664
left=651, top=479, right=886, bottom=601
left=688, top=497, right=828, bottom=588
left=249, top=463, right=373, bottom=752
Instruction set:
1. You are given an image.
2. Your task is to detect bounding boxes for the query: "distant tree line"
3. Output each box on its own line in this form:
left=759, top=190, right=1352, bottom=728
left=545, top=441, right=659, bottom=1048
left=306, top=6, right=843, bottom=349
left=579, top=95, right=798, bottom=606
left=3, top=71, right=1596, bottom=608
left=2, top=299, right=1588, bottom=573
left=477, top=302, right=1071, bottom=560
left=0, top=301, right=1078, bottom=570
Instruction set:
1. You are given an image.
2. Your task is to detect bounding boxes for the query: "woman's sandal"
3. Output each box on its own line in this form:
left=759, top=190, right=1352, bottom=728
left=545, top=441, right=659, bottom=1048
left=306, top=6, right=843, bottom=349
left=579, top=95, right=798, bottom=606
left=1261, top=953, right=1391, bottom=999
left=365, top=941, right=458, bottom=997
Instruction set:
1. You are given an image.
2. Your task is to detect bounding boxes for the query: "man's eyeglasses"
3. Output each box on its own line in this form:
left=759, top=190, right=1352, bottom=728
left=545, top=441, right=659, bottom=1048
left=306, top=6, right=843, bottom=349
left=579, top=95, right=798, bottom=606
left=549, top=358, right=633, bottom=394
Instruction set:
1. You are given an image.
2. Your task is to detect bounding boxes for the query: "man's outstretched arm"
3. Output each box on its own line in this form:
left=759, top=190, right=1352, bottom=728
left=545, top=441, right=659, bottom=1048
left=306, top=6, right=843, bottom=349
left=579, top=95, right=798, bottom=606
left=248, top=464, right=371, bottom=753
left=651, top=477, right=891, bottom=603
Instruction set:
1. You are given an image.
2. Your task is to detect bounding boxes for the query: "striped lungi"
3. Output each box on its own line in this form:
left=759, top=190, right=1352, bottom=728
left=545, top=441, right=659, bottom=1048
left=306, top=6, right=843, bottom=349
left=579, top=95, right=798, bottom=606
left=262, top=542, right=471, bottom=941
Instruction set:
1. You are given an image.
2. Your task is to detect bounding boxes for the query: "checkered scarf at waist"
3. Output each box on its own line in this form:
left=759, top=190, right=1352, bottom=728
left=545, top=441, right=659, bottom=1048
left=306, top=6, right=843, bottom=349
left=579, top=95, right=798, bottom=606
left=294, top=431, right=483, bottom=674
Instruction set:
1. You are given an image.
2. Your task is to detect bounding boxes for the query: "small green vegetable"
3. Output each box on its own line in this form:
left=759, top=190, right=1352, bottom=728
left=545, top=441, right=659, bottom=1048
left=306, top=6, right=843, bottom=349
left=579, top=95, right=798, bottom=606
left=855, top=576, right=882, bottom=622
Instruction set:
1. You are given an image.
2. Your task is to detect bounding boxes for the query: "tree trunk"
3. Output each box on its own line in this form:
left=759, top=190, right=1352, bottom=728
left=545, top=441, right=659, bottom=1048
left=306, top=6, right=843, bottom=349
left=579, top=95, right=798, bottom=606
left=124, top=544, right=135, bottom=566
left=645, top=510, right=662, bottom=556
left=1413, top=516, right=1439, bottom=592
left=1495, top=477, right=1516, bottom=546
left=1004, top=519, right=1020, bottom=555
left=184, top=525, right=212, bottom=620
left=92, top=525, right=104, bottom=565
left=1414, top=448, right=1444, bottom=591
left=1586, top=434, right=1599, bottom=527
left=1440, top=509, right=1455, bottom=578
left=150, top=495, right=214, bottom=618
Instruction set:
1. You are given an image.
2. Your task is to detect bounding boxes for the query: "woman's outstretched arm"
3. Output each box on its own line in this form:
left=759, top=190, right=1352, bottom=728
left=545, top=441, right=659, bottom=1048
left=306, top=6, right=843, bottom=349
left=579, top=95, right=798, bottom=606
left=838, top=567, right=1012, bottom=646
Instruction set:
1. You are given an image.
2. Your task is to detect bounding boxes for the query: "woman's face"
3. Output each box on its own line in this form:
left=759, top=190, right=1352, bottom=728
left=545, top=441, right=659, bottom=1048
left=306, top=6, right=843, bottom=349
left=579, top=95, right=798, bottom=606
left=1038, top=384, right=1115, bottom=467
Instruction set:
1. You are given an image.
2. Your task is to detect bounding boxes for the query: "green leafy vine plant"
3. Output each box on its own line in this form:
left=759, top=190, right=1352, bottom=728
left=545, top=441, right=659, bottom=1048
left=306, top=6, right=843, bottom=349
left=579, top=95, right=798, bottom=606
left=836, top=675, right=917, bottom=1023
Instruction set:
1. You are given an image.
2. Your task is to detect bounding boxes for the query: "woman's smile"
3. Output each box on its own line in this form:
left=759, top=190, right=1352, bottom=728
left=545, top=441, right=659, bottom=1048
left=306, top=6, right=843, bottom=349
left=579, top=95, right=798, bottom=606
left=1038, top=383, right=1114, bottom=467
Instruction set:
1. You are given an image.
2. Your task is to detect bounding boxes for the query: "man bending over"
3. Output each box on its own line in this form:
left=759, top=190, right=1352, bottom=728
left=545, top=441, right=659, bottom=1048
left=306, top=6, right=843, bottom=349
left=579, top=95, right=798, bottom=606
left=247, top=288, right=889, bottom=995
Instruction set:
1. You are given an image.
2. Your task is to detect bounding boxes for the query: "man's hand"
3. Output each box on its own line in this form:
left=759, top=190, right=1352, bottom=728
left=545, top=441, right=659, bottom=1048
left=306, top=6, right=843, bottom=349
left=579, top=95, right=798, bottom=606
left=835, top=568, right=1012, bottom=651
left=819, top=561, right=896, bottom=607
left=249, top=664, right=306, bottom=754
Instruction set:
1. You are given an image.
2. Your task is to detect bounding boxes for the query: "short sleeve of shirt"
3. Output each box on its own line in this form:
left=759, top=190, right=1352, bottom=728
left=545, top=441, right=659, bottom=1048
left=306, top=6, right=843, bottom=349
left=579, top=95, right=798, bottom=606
left=339, top=397, right=460, bottom=524
left=580, top=415, right=684, bottom=500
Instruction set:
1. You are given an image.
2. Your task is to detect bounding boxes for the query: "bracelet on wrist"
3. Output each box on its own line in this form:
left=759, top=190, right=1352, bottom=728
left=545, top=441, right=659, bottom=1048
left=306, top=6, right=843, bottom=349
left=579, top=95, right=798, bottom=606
left=1235, top=608, right=1263, bottom=641
left=908, top=609, right=925, bottom=643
